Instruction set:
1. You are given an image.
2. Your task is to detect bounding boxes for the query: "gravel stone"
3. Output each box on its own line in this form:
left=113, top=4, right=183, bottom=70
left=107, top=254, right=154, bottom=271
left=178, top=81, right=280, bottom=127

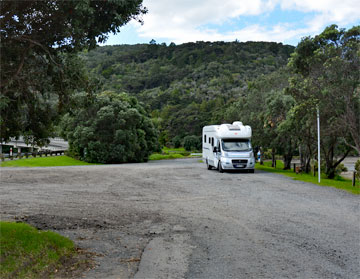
left=1, top=158, right=359, bottom=278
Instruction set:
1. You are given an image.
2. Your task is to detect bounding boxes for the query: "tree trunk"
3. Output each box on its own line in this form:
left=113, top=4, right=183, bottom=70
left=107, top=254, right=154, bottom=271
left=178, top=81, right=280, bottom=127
left=300, top=145, right=304, bottom=170
left=305, top=157, right=311, bottom=173
left=271, top=148, right=276, bottom=167
left=282, top=140, right=294, bottom=170
left=283, top=154, right=292, bottom=170
left=260, top=148, right=264, bottom=165
left=325, top=147, right=351, bottom=179
left=305, top=143, right=313, bottom=173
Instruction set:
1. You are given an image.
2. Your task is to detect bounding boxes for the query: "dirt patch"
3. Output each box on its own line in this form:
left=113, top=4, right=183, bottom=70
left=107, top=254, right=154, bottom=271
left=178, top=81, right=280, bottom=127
left=14, top=214, right=114, bottom=231
left=53, top=248, right=97, bottom=279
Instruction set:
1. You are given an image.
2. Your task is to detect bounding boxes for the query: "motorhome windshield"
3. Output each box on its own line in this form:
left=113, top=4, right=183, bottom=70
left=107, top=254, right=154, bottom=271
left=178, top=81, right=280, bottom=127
left=221, top=139, right=251, bottom=152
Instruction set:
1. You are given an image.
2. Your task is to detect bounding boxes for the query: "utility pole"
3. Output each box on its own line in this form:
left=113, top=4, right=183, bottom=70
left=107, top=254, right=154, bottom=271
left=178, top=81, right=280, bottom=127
left=317, top=107, right=321, bottom=183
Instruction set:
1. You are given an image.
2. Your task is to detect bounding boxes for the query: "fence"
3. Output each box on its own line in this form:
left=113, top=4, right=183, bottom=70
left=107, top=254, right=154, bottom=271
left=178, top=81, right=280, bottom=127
left=292, top=162, right=358, bottom=187
left=1, top=150, right=66, bottom=161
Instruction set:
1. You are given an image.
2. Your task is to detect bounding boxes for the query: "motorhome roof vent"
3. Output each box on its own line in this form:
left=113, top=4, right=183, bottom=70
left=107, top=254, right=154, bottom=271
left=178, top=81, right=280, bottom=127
left=227, top=125, right=240, bottom=131
left=232, top=121, right=243, bottom=126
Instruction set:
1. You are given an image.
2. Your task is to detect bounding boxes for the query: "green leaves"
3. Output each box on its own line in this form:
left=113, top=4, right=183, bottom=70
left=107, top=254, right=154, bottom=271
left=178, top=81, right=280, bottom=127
left=82, top=41, right=294, bottom=145
left=287, top=25, right=360, bottom=177
left=61, top=91, right=159, bottom=164
left=1, top=0, right=146, bottom=143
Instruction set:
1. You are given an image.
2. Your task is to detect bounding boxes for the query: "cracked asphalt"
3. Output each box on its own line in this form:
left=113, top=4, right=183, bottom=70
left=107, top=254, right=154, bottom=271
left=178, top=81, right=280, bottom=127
left=1, top=158, right=359, bottom=278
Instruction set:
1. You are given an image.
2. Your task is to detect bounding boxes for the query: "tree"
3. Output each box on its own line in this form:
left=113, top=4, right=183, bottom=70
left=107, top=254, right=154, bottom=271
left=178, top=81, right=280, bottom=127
left=288, top=25, right=360, bottom=178
left=282, top=93, right=317, bottom=173
left=81, top=41, right=295, bottom=144
left=61, top=91, right=159, bottom=163
left=224, top=68, right=290, bottom=159
left=0, top=0, right=146, bottom=145
left=183, top=135, right=202, bottom=151
left=263, top=90, right=296, bottom=169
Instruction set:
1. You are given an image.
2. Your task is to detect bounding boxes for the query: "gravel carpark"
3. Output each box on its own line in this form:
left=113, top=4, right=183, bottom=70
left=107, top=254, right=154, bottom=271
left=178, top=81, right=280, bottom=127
left=0, top=158, right=359, bottom=279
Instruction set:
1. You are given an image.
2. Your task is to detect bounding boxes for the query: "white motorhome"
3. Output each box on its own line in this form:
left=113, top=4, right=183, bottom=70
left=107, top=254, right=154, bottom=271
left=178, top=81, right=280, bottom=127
left=202, top=121, right=255, bottom=173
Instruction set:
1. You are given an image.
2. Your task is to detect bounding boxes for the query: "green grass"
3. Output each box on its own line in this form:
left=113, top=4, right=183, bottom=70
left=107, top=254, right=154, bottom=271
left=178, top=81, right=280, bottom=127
left=150, top=147, right=194, bottom=161
left=162, top=147, right=187, bottom=152
left=256, top=160, right=360, bottom=195
left=0, top=155, right=99, bottom=167
left=0, top=222, right=76, bottom=278
left=162, top=147, right=192, bottom=155
left=149, top=153, right=184, bottom=160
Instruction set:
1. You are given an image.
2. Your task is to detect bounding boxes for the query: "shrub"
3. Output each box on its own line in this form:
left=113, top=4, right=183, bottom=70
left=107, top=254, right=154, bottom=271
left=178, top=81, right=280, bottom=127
left=61, top=91, right=159, bottom=163
left=171, top=135, right=182, bottom=148
left=183, top=135, right=201, bottom=151
left=263, top=149, right=272, bottom=160
left=355, top=160, right=360, bottom=180
left=335, top=163, right=348, bottom=176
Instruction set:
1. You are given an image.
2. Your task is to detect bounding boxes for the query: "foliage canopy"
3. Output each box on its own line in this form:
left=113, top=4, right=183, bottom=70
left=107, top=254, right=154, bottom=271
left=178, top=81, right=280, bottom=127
left=83, top=41, right=295, bottom=142
left=0, top=0, right=146, bottom=145
left=61, top=91, right=159, bottom=163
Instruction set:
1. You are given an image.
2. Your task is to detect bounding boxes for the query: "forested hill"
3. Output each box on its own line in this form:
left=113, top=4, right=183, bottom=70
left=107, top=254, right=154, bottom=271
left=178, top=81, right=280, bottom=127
left=83, top=41, right=295, bottom=144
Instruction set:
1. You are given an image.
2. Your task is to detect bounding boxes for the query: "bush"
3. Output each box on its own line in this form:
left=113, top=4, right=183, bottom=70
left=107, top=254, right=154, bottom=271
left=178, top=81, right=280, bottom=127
left=355, top=160, right=360, bottom=180
left=171, top=135, right=182, bottom=148
left=183, top=135, right=201, bottom=151
left=263, top=149, right=272, bottom=160
left=335, top=163, right=348, bottom=176
left=310, top=160, right=325, bottom=172
left=61, top=91, right=159, bottom=163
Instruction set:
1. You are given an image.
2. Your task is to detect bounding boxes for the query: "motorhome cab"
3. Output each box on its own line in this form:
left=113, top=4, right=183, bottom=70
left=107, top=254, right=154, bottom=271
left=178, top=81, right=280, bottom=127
left=202, top=121, right=255, bottom=173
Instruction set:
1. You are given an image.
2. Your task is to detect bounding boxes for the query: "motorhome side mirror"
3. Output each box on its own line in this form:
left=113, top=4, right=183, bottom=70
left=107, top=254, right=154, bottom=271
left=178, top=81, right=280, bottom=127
left=213, top=147, right=217, bottom=152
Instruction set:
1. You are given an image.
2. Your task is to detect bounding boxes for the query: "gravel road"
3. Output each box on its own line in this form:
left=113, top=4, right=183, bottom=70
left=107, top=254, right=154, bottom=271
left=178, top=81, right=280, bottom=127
left=1, top=158, right=359, bottom=279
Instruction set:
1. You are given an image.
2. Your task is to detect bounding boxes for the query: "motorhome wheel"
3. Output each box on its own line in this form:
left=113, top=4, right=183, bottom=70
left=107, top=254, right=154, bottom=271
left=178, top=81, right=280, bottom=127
left=206, top=159, right=212, bottom=170
left=218, top=162, right=224, bottom=173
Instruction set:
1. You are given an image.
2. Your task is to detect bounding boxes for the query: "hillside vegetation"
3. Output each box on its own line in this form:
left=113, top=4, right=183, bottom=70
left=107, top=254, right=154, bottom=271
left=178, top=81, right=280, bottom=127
left=81, top=25, right=359, bottom=178
left=83, top=41, right=294, bottom=144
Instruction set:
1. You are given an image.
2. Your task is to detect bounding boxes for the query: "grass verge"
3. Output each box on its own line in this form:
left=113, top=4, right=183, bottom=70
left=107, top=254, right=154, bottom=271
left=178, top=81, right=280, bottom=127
left=256, top=160, right=359, bottom=195
left=0, top=222, right=81, bottom=278
left=162, top=147, right=187, bottom=153
left=149, top=153, right=184, bottom=160
left=0, top=155, right=99, bottom=167
left=150, top=147, right=195, bottom=161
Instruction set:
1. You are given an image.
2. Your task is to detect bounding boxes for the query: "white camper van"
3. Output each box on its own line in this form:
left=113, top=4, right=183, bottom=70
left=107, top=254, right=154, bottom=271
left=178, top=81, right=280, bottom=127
left=202, top=121, right=255, bottom=173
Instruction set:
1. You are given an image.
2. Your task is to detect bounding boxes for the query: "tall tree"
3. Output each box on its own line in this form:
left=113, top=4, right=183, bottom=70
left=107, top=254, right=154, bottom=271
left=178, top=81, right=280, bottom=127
left=288, top=25, right=360, bottom=178
left=263, top=90, right=296, bottom=169
left=61, top=91, right=159, bottom=164
left=224, top=68, right=290, bottom=159
left=0, top=0, right=146, bottom=145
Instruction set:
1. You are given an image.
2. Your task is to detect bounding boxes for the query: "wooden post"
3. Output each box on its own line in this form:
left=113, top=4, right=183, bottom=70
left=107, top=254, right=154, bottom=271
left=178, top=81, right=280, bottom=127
left=18, top=147, right=22, bottom=159
left=293, top=163, right=296, bottom=172
left=353, top=171, right=356, bottom=187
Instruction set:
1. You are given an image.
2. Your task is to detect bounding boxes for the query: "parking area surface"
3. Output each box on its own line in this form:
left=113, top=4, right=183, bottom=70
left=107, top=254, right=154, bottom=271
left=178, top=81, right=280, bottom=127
left=1, top=158, right=359, bottom=278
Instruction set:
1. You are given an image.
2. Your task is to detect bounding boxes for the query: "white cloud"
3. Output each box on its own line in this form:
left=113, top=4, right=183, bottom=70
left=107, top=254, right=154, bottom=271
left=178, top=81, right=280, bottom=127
left=130, top=0, right=360, bottom=45
left=279, top=0, right=359, bottom=23
left=279, top=0, right=360, bottom=32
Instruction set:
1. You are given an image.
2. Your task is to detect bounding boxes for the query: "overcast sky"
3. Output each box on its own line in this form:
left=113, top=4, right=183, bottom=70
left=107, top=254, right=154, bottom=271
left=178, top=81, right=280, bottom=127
left=104, top=0, right=360, bottom=46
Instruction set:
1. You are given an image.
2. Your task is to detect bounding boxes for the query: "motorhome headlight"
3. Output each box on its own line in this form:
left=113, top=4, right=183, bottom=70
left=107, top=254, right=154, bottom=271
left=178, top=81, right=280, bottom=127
left=250, top=151, right=254, bottom=158
left=221, top=156, right=231, bottom=163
